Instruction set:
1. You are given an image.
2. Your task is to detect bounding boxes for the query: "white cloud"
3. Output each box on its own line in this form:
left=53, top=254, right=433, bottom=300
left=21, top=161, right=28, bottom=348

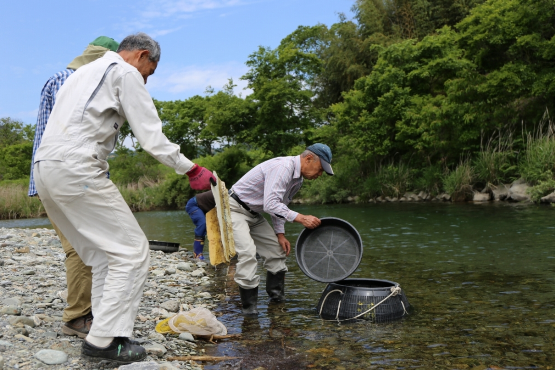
left=147, top=62, right=251, bottom=97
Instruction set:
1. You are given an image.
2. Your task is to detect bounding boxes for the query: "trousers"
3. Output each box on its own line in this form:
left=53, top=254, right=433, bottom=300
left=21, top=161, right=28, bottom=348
left=185, top=196, right=207, bottom=239
left=34, top=158, right=150, bottom=337
left=49, top=218, right=93, bottom=322
left=230, top=197, right=287, bottom=289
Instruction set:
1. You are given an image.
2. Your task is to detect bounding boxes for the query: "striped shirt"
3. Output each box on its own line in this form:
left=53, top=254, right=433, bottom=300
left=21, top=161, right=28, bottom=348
left=231, top=156, right=304, bottom=234
left=28, top=69, right=75, bottom=196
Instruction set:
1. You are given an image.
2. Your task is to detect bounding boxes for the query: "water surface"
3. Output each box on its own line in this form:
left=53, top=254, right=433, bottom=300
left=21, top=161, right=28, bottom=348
left=3, top=203, right=554, bottom=369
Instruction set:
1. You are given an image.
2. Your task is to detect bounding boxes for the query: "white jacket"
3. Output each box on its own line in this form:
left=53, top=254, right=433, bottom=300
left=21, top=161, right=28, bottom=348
left=35, top=51, right=194, bottom=174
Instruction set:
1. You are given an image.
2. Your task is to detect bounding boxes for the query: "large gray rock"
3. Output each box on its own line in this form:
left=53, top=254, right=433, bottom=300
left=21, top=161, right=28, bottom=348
left=540, top=191, right=555, bottom=203
left=34, top=349, right=68, bottom=365
left=492, top=184, right=511, bottom=201
left=176, top=262, right=194, bottom=272
left=508, top=179, right=531, bottom=202
left=473, top=192, right=491, bottom=202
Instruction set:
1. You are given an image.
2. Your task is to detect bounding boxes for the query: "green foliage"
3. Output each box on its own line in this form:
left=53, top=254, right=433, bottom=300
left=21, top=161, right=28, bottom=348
left=376, top=163, right=412, bottom=198
left=0, top=142, right=33, bottom=181
left=108, top=149, right=171, bottom=185
left=443, top=160, right=475, bottom=201
left=0, top=117, right=34, bottom=146
left=414, top=164, right=444, bottom=195
left=195, top=146, right=252, bottom=186
left=527, top=179, right=555, bottom=202
left=519, top=136, right=555, bottom=185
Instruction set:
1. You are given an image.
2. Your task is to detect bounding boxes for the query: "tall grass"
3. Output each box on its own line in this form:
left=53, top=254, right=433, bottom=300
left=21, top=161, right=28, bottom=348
left=0, top=183, right=44, bottom=219
left=474, top=129, right=516, bottom=187
left=443, top=160, right=475, bottom=202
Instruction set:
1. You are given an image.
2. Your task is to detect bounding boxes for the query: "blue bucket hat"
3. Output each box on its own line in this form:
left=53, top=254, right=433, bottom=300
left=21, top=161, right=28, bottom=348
left=306, top=143, right=334, bottom=176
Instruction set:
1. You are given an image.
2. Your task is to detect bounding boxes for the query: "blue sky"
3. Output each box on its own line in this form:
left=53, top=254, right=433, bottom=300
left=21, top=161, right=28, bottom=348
left=1, top=0, right=355, bottom=125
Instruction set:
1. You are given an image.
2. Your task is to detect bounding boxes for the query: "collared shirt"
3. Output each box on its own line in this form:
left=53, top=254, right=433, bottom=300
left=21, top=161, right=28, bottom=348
left=231, top=155, right=304, bottom=234
left=28, top=69, right=75, bottom=196
left=34, top=51, right=194, bottom=176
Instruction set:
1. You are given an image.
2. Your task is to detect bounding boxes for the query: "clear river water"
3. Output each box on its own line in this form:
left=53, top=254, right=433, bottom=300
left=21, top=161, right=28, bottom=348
left=2, top=202, right=554, bottom=369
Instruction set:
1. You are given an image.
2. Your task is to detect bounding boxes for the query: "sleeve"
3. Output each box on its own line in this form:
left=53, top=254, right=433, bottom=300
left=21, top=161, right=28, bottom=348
left=118, top=71, right=195, bottom=174
left=262, top=163, right=299, bottom=234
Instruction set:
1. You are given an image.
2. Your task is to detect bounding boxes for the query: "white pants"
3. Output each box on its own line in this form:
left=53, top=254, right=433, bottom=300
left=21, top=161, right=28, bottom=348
left=230, top=198, right=287, bottom=289
left=34, top=158, right=150, bottom=337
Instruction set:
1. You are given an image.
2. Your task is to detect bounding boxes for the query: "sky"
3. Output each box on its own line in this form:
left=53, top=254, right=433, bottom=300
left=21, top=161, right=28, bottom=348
left=1, top=0, right=355, bottom=126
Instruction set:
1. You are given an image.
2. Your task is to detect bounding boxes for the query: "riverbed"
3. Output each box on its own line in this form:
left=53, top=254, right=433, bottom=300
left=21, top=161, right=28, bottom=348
left=1, top=202, right=554, bottom=369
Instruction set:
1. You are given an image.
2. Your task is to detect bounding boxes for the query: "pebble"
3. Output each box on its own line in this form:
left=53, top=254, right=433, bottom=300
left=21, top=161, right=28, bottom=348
left=0, top=227, right=223, bottom=370
left=0, top=306, right=21, bottom=315
left=160, top=300, right=180, bottom=312
left=0, top=355, right=3, bottom=369
left=34, top=349, right=68, bottom=364
left=119, top=362, right=160, bottom=370
left=144, top=342, right=167, bottom=357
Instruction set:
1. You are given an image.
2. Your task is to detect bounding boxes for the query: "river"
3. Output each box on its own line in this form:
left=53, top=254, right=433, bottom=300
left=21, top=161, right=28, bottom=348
left=1, top=202, right=554, bottom=369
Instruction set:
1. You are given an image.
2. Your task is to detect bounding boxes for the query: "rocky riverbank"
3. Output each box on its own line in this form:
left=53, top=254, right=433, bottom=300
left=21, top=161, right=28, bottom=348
left=292, top=179, right=555, bottom=204
left=0, top=228, right=224, bottom=370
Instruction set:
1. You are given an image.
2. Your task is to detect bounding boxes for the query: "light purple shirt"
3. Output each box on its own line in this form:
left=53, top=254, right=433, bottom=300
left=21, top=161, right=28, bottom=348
left=231, top=156, right=304, bottom=234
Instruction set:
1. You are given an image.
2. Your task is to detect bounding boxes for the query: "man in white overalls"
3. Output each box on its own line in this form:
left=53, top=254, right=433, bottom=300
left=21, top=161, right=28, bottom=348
left=34, top=32, right=214, bottom=363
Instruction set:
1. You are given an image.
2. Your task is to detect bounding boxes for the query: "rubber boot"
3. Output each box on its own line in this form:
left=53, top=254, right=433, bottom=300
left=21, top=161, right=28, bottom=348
left=266, top=270, right=285, bottom=302
left=239, top=286, right=259, bottom=315
left=193, top=239, right=204, bottom=260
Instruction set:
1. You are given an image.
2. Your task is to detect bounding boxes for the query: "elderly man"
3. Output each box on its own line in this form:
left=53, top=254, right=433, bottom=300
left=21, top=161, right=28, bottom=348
left=229, top=143, right=334, bottom=315
left=29, top=36, right=119, bottom=340
left=33, top=33, right=214, bottom=363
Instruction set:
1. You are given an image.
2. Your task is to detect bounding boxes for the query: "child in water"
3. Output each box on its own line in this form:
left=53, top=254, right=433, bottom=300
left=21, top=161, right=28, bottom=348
left=185, top=190, right=216, bottom=260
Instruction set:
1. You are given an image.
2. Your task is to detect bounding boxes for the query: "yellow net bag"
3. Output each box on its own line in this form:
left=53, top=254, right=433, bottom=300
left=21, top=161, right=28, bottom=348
left=155, top=317, right=177, bottom=334
left=167, top=307, right=227, bottom=336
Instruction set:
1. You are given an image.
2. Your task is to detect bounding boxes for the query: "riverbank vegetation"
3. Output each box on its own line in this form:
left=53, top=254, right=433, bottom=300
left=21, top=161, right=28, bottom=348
left=3, top=0, right=555, bottom=219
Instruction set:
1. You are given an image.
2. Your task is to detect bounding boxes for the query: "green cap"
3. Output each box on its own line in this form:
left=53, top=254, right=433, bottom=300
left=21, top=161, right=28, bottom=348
left=89, top=36, right=119, bottom=52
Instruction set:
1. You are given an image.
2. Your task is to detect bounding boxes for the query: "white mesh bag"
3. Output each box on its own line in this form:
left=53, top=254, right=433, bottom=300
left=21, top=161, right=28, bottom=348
left=168, top=307, right=227, bottom=336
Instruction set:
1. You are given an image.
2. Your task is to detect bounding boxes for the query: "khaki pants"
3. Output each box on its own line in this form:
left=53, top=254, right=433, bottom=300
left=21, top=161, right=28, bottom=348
left=48, top=218, right=92, bottom=322
left=230, top=197, right=287, bottom=289
left=35, top=158, right=150, bottom=338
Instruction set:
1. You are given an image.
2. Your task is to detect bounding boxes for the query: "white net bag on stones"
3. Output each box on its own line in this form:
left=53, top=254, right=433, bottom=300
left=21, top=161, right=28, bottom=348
left=168, top=307, right=227, bottom=336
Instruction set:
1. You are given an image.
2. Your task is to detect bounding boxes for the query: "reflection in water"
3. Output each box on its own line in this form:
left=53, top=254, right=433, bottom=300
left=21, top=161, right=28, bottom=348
left=4, top=203, right=554, bottom=369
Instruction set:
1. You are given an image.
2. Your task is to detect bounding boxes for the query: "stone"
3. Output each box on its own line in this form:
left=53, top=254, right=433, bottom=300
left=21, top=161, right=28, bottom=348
left=0, top=355, right=3, bottom=369
left=8, top=316, right=36, bottom=328
left=165, top=268, right=177, bottom=275
left=0, top=339, right=13, bottom=347
left=34, top=349, right=68, bottom=365
left=472, top=192, right=491, bottom=202
left=540, top=191, right=555, bottom=203
left=191, top=269, right=205, bottom=277
left=492, top=184, right=510, bottom=201
left=160, top=300, right=180, bottom=312
left=159, top=363, right=180, bottom=370
left=44, top=331, right=58, bottom=338
left=177, top=262, right=194, bottom=271
left=507, top=179, right=531, bottom=202
left=14, top=334, right=33, bottom=342
left=2, top=297, right=22, bottom=307
left=199, top=292, right=212, bottom=299
left=0, top=306, right=21, bottom=315
left=22, top=270, right=35, bottom=275
left=178, top=332, right=195, bottom=342
left=119, top=361, right=160, bottom=370
left=0, top=281, right=12, bottom=287
left=144, top=342, right=167, bottom=357
left=148, top=331, right=166, bottom=342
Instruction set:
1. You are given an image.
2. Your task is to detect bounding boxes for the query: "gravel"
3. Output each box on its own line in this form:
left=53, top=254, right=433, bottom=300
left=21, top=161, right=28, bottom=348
left=0, top=227, right=223, bottom=370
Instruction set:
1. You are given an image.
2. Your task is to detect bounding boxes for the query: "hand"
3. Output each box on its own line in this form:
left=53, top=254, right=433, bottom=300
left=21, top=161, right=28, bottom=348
left=276, top=233, right=291, bottom=256
left=186, top=164, right=216, bottom=190
left=294, top=214, right=321, bottom=229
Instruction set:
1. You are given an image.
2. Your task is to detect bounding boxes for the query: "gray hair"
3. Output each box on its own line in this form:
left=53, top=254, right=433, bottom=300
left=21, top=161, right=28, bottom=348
left=117, top=32, right=161, bottom=62
left=301, top=149, right=316, bottom=158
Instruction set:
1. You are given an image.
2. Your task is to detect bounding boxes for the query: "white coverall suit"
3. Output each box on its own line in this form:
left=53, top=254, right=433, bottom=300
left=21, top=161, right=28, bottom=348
left=33, top=51, right=194, bottom=338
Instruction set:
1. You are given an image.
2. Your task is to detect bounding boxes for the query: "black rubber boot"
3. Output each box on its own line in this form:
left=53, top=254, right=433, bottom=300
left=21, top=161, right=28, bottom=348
left=266, top=270, right=285, bottom=302
left=239, top=286, right=259, bottom=315
left=82, top=337, right=147, bottom=364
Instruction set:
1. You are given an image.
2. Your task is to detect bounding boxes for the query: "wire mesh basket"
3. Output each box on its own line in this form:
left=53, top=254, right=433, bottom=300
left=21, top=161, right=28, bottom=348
left=316, top=278, right=410, bottom=323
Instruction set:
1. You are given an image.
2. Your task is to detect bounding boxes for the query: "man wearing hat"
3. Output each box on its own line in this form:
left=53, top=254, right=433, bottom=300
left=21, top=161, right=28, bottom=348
left=228, top=143, right=334, bottom=315
left=28, top=36, right=120, bottom=339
